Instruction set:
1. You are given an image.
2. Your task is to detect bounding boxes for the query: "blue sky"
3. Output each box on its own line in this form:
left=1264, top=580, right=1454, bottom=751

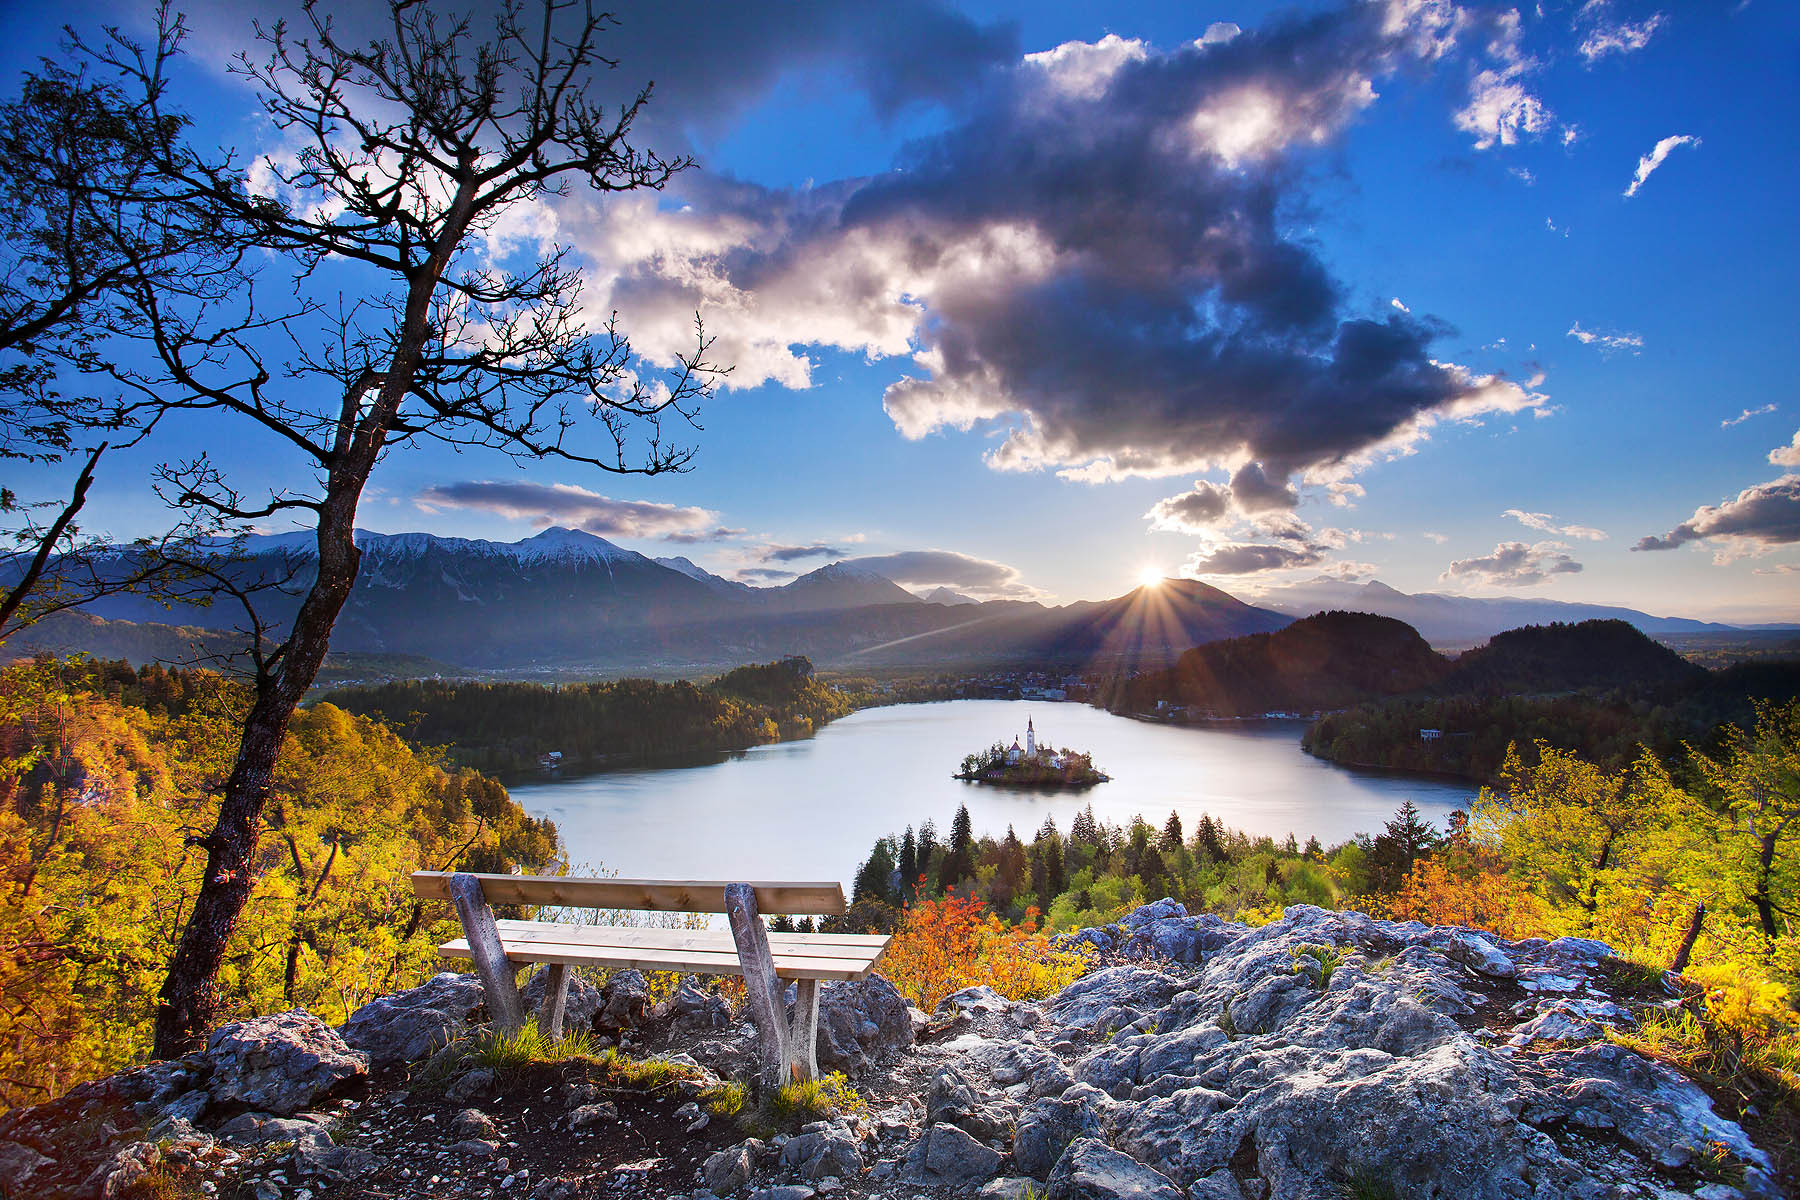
left=6, top=0, right=1797, bottom=620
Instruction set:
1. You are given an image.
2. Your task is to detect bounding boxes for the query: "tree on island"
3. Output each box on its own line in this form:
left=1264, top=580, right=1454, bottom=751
left=15, top=1, right=723, bottom=1057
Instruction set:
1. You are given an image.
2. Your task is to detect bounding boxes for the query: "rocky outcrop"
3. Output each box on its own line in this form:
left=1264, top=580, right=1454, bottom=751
left=204, top=1010, right=369, bottom=1115
left=0, top=902, right=1784, bottom=1200
left=815, top=976, right=916, bottom=1072
left=1019, top=903, right=1779, bottom=1199
left=340, top=970, right=487, bottom=1066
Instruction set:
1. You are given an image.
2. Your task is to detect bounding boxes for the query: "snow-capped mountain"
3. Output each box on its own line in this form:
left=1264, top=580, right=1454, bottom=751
left=652, top=555, right=755, bottom=597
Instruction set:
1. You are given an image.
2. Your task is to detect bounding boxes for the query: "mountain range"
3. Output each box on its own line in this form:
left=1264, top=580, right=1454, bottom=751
left=43, top=527, right=1288, bottom=674
left=10, top=527, right=1784, bottom=676
left=1243, top=577, right=1748, bottom=647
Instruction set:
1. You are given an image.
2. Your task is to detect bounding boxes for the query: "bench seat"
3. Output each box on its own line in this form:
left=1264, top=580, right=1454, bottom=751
left=438, top=919, right=888, bottom=981
left=414, top=869, right=884, bottom=1085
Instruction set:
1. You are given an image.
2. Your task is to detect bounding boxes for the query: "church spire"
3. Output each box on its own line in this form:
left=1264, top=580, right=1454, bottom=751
left=1026, top=715, right=1036, bottom=756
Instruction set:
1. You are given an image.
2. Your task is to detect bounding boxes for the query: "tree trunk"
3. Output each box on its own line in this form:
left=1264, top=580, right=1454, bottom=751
left=1670, top=902, right=1705, bottom=975
left=152, top=487, right=367, bottom=1058
left=1753, top=832, right=1780, bottom=941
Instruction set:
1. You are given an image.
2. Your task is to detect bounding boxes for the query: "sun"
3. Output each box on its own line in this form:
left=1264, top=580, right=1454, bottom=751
left=1138, top=567, right=1164, bottom=589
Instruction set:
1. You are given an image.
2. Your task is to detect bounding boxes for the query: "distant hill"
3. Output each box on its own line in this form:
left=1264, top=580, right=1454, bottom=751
left=1109, top=611, right=1449, bottom=717
left=919, top=587, right=979, bottom=606
left=1247, top=577, right=1744, bottom=647
left=1443, top=619, right=1707, bottom=695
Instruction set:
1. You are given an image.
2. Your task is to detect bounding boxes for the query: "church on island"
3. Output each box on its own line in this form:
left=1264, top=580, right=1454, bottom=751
left=958, top=716, right=1107, bottom=787
left=1005, top=716, right=1065, bottom=767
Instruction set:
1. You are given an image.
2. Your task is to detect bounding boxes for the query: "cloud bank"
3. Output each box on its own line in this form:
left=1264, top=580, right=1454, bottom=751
left=416, top=481, right=736, bottom=541
left=569, top=0, right=1546, bottom=522
left=839, top=549, right=1038, bottom=599
left=1634, top=475, right=1800, bottom=557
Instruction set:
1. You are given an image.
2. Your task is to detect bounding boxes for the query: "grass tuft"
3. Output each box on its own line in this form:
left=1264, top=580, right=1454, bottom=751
left=469, top=1023, right=595, bottom=1071
left=1337, top=1166, right=1401, bottom=1200
left=700, top=1080, right=748, bottom=1118
left=594, top=1047, right=696, bottom=1092
left=1290, top=943, right=1347, bottom=990
left=769, top=1071, right=864, bottom=1123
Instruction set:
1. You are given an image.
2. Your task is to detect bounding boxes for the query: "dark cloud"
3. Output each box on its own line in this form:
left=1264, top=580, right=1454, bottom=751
left=1440, top=541, right=1583, bottom=587
left=1145, top=481, right=1232, bottom=533
left=839, top=549, right=1035, bottom=597
left=1183, top=542, right=1329, bottom=575
left=763, top=543, right=849, bottom=562
left=172, top=0, right=1017, bottom=152
left=586, top=0, right=1542, bottom=501
left=738, top=567, right=797, bottom=581
left=1633, top=475, right=1800, bottom=554
left=662, top=526, right=747, bottom=544
left=416, top=481, right=732, bottom=541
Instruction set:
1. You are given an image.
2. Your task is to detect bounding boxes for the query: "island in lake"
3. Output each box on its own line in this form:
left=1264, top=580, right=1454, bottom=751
left=955, top=715, right=1110, bottom=787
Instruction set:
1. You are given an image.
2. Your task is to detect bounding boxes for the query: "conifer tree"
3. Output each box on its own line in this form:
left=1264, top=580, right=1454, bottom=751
left=939, top=804, right=976, bottom=891
left=1160, top=811, right=1184, bottom=854
left=897, top=826, right=918, bottom=902
left=852, top=838, right=896, bottom=907
left=1196, top=813, right=1226, bottom=863
left=917, top=819, right=939, bottom=894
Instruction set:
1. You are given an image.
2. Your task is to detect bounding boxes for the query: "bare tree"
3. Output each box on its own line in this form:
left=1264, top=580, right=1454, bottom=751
left=0, top=16, right=244, bottom=644
left=59, top=0, right=721, bottom=1056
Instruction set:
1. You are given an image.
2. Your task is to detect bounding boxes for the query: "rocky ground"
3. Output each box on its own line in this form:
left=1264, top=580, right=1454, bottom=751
left=0, top=903, right=1786, bottom=1200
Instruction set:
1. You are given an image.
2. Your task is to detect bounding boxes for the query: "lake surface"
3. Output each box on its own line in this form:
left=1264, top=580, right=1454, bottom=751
left=507, top=700, right=1477, bottom=888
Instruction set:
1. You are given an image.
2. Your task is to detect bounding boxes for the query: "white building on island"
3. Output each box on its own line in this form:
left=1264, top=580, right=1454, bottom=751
left=1004, top=716, right=1063, bottom=767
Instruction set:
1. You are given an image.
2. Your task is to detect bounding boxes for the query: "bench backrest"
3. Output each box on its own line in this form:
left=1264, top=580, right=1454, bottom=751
left=411, top=871, right=846, bottom=915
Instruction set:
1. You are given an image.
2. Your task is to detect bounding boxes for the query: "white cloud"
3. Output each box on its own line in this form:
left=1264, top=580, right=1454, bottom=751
left=1722, top=404, right=1777, bottom=429
left=1624, top=134, right=1700, bottom=198
left=1771, top=430, right=1800, bottom=467
left=1567, top=321, right=1644, bottom=354
left=1441, top=540, right=1584, bottom=587
left=1502, top=508, right=1608, bottom=541
left=1577, top=8, right=1667, bottom=62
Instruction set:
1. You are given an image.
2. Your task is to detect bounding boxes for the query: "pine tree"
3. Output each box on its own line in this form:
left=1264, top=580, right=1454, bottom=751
left=1159, top=811, right=1184, bottom=854
left=1368, top=798, right=1441, bottom=893
left=1196, top=814, right=1225, bottom=864
left=1303, top=835, right=1324, bottom=860
left=852, top=838, right=896, bottom=906
left=1071, top=804, right=1098, bottom=845
left=939, top=805, right=976, bottom=891
left=917, top=819, right=938, bottom=895
left=897, top=826, right=918, bottom=902
left=994, top=826, right=1027, bottom=913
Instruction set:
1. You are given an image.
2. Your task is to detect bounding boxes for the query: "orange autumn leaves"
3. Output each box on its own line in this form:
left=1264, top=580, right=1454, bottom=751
left=877, top=888, right=1090, bottom=1012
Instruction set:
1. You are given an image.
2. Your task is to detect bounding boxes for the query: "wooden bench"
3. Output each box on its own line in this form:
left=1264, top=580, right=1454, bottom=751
left=411, top=870, right=890, bottom=1086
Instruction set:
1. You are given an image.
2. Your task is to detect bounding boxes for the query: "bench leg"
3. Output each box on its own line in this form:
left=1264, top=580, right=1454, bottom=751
left=724, top=882, right=791, bottom=1091
left=537, top=962, right=571, bottom=1041
left=448, top=872, right=527, bottom=1035
left=786, top=978, right=821, bottom=1082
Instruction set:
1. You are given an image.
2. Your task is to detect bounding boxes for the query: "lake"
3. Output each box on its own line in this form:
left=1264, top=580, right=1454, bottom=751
left=506, top=700, right=1477, bottom=888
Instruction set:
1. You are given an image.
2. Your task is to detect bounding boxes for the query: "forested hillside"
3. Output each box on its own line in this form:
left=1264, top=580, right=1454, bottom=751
left=1105, top=610, right=1450, bottom=717
left=323, top=656, right=855, bottom=773
left=1306, top=632, right=1800, bottom=782
left=0, top=657, right=558, bottom=1108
